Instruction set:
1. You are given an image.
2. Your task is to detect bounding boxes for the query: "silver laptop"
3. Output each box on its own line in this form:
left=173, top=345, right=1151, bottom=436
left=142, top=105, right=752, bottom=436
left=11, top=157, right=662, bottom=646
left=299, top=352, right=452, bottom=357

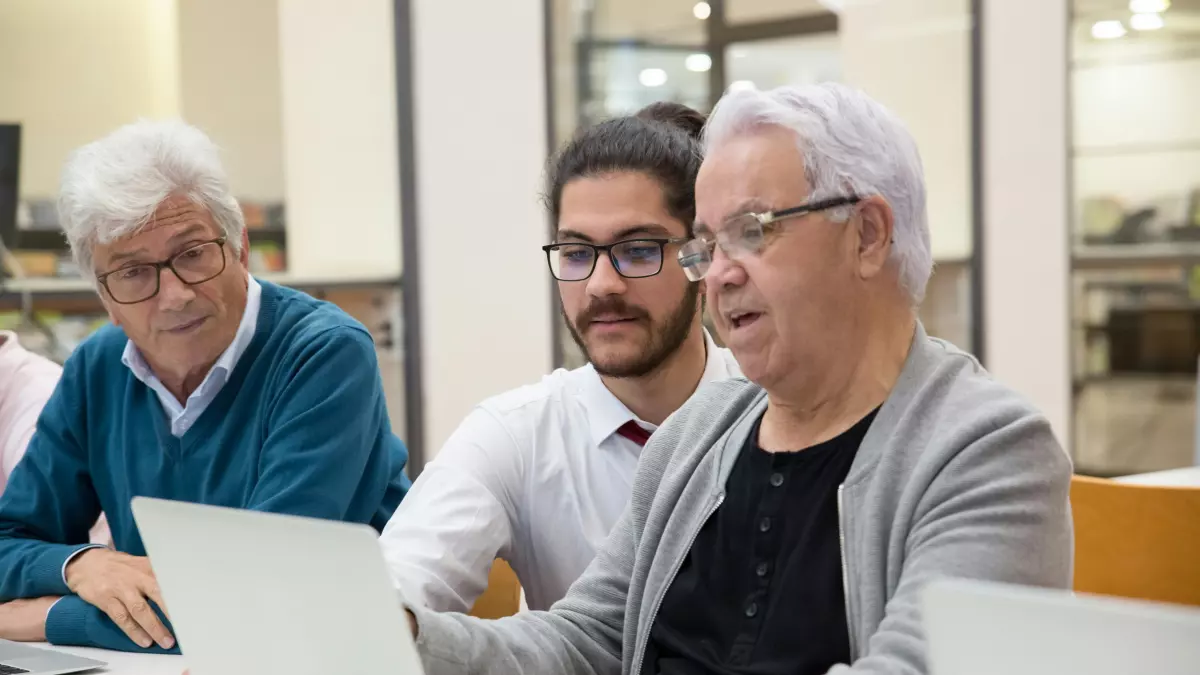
left=130, top=497, right=424, bottom=675
left=923, top=578, right=1200, bottom=675
left=0, top=640, right=105, bottom=674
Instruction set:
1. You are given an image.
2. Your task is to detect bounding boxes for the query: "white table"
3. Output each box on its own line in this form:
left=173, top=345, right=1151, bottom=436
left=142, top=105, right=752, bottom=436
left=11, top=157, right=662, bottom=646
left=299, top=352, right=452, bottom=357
left=31, top=643, right=183, bottom=674
left=1114, top=466, right=1200, bottom=487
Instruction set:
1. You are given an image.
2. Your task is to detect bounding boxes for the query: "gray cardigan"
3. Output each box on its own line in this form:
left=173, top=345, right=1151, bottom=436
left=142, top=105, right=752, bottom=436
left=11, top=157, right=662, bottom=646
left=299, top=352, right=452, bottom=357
left=410, top=326, right=1074, bottom=674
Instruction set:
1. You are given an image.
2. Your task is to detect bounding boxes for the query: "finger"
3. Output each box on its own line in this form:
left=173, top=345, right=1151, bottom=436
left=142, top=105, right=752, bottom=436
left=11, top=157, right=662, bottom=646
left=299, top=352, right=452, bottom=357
left=121, top=591, right=175, bottom=650
left=104, top=599, right=154, bottom=649
left=144, top=579, right=171, bottom=621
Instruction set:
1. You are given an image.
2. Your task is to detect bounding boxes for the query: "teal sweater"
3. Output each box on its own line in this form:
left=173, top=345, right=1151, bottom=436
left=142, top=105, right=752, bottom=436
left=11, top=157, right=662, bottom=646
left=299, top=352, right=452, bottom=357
left=0, top=280, right=411, bottom=653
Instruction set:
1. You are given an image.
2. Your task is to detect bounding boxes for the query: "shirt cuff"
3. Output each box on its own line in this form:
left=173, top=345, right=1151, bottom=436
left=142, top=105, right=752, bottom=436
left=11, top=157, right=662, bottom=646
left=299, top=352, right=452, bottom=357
left=61, top=544, right=106, bottom=586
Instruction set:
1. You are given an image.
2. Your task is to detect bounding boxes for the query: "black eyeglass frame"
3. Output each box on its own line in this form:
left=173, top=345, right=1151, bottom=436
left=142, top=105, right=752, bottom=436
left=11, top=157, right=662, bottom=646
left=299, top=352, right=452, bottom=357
left=718, top=195, right=861, bottom=238
left=541, top=237, right=690, bottom=282
left=96, top=236, right=229, bottom=305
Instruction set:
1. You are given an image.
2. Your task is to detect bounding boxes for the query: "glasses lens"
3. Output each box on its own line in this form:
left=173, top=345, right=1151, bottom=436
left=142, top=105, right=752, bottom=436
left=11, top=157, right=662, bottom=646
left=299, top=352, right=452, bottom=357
left=105, top=265, right=159, bottom=303
left=549, top=244, right=596, bottom=281
left=172, top=241, right=225, bottom=284
left=678, top=239, right=712, bottom=282
left=729, top=215, right=766, bottom=254
left=611, top=240, right=664, bottom=279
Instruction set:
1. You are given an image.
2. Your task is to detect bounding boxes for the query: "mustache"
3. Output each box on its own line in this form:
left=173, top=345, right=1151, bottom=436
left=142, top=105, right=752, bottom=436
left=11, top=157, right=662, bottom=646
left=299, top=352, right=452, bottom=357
left=574, top=297, right=650, bottom=327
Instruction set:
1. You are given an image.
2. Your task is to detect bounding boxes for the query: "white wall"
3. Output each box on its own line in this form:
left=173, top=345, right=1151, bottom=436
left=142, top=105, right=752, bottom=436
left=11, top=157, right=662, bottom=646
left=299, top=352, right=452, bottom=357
left=412, top=0, right=554, bottom=455
left=983, top=0, right=1071, bottom=445
left=0, top=0, right=181, bottom=199
left=177, top=0, right=285, bottom=203
left=840, top=0, right=973, bottom=262
left=277, top=0, right=402, bottom=279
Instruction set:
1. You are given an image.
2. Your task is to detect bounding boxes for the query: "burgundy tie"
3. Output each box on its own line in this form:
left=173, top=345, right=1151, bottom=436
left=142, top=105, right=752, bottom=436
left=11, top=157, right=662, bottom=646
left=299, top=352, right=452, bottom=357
left=617, top=421, right=652, bottom=447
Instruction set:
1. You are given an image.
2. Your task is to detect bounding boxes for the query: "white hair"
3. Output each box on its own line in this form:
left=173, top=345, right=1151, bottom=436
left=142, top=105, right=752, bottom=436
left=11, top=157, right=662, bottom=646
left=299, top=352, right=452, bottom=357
left=704, top=82, right=933, bottom=304
left=57, top=119, right=245, bottom=280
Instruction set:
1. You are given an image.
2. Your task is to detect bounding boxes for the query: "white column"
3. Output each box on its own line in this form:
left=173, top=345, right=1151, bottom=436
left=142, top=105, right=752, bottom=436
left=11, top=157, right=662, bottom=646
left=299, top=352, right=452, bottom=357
left=982, top=0, right=1071, bottom=445
left=411, top=0, right=554, bottom=456
left=277, top=0, right=402, bottom=280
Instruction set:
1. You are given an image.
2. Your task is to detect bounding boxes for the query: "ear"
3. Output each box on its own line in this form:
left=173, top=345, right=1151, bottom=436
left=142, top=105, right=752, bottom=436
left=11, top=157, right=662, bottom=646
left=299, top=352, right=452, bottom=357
left=855, top=195, right=893, bottom=280
left=239, top=229, right=251, bottom=267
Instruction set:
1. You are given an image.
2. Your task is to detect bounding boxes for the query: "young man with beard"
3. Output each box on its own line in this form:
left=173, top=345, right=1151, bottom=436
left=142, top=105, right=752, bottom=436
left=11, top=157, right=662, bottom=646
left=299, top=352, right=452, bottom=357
left=378, top=102, right=741, bottom=612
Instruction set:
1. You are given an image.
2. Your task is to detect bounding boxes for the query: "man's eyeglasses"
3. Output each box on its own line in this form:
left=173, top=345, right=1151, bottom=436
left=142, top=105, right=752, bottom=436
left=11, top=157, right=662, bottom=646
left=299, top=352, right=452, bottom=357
left=542, top=238, right=689, bottom=282
left=96, top=237, right=228, bottom=305
left=677, top=195, right=861, bottom=281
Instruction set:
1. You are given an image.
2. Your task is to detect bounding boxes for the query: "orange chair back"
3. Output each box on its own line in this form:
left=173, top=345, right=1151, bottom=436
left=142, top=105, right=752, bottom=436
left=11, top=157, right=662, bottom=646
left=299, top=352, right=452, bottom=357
left=469, top=559, right=522, bottom=619
left=1071, top=475, right=1200, bottom=606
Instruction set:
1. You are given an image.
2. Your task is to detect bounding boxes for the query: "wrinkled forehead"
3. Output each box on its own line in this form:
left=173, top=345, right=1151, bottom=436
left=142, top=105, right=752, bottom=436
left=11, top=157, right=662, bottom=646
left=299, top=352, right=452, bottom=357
left=695, top=130, right=811, bottom=232
left=141, top=195, right=215, bottom=234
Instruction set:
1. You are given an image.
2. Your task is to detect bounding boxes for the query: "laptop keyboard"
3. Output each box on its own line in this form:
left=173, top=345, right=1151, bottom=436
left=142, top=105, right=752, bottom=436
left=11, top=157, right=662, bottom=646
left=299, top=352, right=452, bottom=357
left=0, top=665, right=29, bottom=674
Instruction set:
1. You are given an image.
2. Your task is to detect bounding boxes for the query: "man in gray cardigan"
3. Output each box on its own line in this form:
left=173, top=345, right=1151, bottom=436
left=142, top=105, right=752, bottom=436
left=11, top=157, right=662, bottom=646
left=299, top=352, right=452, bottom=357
left=405, top=83, right=1073, bottom=675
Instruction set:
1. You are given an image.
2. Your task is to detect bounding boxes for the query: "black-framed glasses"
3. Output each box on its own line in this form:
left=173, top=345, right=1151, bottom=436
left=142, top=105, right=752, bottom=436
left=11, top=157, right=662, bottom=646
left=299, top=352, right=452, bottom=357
left=542, top=237, right=690, bottom=282
left=96, top=237, right=228, bottom=305
left=677, top=195, right=861, bottom=281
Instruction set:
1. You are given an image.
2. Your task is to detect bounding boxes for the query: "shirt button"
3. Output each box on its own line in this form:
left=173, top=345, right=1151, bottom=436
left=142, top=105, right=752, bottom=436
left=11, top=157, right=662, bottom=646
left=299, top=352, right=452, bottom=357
left=770, top=472, right=784, bottom=487
left=759, top=517, right=772, bottom=533
left=756, top=562, right=769, bottom=577
left=745, top=602, right=759, bottom=618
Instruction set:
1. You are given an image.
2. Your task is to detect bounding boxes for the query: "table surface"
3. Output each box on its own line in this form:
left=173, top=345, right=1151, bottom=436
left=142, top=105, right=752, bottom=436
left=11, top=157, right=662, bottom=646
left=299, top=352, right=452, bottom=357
left=1114, top=466, right=1200, bottom=487
left=31, top=643, right=183, bottom=675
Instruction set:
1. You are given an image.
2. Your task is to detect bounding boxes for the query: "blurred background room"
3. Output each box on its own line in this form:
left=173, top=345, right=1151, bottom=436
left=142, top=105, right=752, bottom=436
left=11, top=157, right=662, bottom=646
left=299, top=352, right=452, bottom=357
left=1, top=0, right=1197, bottom=480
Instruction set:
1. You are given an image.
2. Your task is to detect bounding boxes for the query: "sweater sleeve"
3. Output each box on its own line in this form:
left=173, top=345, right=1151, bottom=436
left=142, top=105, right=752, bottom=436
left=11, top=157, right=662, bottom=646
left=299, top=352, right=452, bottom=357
left=0, top=360, right=103, bottom=602
left=827, top=411, right=1074, bottom=675
left=247, top=325, right=408, bottom=522
left=45, top=595, right=178, bottom=654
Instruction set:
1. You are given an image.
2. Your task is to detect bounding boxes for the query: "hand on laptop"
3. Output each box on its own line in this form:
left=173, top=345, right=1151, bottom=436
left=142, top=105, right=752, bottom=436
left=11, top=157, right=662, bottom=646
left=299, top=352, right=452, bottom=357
left=65, top=548, right=175, bottom=650
left=0, top=596, right=60, bottom=642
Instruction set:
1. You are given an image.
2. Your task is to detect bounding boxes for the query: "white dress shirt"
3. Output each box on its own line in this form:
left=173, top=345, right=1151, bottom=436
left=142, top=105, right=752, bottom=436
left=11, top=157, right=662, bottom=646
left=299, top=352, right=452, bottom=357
left=380, top=332, right=742, bottom=612
left=121, top=275, right=261, bottom=437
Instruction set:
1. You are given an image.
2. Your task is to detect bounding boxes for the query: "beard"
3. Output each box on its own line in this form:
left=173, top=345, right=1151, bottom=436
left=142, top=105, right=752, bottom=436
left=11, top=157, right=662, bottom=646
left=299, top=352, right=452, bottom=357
left=564, top=282, right=701, bottom=379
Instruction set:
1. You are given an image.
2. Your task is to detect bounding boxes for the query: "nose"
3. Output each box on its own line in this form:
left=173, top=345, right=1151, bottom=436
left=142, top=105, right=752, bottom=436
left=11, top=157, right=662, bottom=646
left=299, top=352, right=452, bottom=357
left=156, top=268, right=197, bottom=311
left=585, top=251, right=627, bottom=298
left=704, top=245, right=748, bottom=291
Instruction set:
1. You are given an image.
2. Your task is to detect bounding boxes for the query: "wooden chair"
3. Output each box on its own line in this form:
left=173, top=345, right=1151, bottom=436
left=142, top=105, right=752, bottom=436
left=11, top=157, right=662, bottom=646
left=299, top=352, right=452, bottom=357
left=468, top=559, right=522, bottom=619
left=1070, top=475, right=1200, bottom=606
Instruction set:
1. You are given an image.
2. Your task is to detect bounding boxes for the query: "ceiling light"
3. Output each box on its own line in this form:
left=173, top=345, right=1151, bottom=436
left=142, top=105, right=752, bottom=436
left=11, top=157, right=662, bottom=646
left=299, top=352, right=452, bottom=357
left=728, top=80, right=756, bottom=92
left=731, top=48, right=748, bottom=59
left=693, top=2, right=711, bottom=20
left=1091, top=20, right=1127, bottom=39
left=685, top=53, right=712, bottom=72
left=1130, top=12, right=1165, bottom=30
left=639, top=68, right=668, bottom=87
left=1129, top=0, right=1169, bottom=13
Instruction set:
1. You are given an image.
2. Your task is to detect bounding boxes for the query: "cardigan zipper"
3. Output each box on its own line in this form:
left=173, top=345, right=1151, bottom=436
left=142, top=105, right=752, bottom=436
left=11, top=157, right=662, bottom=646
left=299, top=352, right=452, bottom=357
left=630, top=493, right=725, bottom=675
left=837, top=484, right=856, bottom=659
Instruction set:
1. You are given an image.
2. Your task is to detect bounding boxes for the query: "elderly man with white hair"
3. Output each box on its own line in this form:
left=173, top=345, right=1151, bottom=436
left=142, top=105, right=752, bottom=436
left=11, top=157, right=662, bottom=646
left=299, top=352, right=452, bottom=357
left=402, top=83, right=1073, bottom=675
left=0, top=120, right=411, bottom=654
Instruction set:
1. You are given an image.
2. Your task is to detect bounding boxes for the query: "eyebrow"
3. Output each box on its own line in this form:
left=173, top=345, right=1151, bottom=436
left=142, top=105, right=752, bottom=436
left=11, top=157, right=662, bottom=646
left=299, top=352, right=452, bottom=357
left=556, top=223, right=674, bottom=243
left=105, top=224, right=209, bottom=265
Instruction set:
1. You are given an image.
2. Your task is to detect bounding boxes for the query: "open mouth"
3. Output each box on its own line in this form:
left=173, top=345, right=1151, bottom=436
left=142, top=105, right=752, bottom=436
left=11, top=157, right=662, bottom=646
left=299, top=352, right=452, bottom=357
left=729, top=312, right=761, bottom=329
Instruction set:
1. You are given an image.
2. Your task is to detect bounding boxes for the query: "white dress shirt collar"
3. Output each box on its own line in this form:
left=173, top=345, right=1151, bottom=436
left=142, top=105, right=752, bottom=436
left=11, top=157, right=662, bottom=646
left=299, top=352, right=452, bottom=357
left=121, top=275, right=262, bottom=436
left=580, top=330, right=733, bottom=448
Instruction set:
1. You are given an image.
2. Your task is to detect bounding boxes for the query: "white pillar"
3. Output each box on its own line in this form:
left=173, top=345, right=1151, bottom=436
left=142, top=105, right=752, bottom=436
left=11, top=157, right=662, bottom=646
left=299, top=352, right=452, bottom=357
left=410, top=0, right=553, bottom=460
left=982, top=0, right=1071, bottom=446
left=277, top=0, right=402, bottom=280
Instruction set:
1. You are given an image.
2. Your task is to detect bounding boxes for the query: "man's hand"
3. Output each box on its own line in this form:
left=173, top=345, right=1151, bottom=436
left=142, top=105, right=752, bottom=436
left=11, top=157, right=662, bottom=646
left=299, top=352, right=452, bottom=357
left=0, top=597, right=60, bottom=642
left=64, top=548, right=174, bottom=649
